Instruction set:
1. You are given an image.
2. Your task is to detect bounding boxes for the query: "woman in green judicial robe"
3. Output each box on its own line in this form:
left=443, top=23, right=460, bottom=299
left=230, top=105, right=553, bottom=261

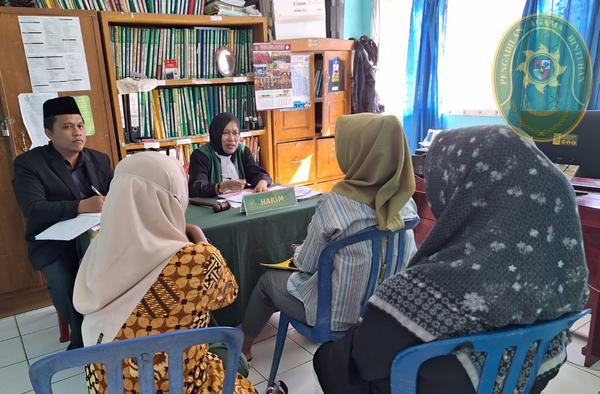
left=188, top=112, right=272, bottom=197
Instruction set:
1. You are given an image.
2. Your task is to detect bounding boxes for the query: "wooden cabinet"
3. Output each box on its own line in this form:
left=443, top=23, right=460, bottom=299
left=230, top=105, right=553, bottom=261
left=316, top=137, right=342, bottom=179
left=0, top=8, right=118, bottom=317
left=273, top=106, right=315, bottom=141
left=270, top=38, right=353, bottom=188
left=275, top=139, right=315, bottom=185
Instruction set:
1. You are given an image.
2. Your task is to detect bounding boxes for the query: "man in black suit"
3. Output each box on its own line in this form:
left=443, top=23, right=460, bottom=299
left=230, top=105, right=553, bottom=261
left=13, top=96, right=113, bottom=349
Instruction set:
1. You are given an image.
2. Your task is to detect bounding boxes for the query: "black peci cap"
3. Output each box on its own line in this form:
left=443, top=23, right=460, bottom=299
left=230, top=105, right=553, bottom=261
left=43, top=96, right=81, bottom=119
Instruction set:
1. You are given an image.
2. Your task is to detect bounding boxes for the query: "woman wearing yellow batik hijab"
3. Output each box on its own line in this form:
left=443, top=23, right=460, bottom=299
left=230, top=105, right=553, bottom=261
left=240, top=114, right=419, bottom=361
left=73, top=152, right=254, bottom=394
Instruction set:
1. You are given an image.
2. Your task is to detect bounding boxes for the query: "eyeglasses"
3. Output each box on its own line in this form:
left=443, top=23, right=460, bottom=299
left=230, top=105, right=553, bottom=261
left=223, top=129, right=240, bottom=137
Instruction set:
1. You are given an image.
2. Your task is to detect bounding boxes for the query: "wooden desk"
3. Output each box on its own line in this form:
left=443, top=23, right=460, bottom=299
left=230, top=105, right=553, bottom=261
left=413, top=176, right=600, bottom=367
left=185, top=198, right=319, bottom=326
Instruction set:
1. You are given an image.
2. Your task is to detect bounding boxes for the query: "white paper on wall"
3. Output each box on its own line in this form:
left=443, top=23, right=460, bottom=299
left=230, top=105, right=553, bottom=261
left=19, top=16, right=91, bottom=93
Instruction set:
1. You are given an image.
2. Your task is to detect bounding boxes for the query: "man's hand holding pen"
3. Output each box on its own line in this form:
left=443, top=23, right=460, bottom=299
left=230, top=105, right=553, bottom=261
left=78, top=185, right=105, bottom=213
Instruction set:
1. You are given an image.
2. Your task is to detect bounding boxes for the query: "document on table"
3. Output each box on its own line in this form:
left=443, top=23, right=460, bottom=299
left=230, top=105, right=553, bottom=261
left=218, top=185, right=322, bottom=208
left=270, top=185, right=322, bottom=200
left=35, top=213, right=101, bottom=241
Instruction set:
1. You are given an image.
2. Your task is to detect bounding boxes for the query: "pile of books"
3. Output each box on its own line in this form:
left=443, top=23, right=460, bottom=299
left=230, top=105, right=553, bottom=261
left=204, top=0, right=261, bottom=16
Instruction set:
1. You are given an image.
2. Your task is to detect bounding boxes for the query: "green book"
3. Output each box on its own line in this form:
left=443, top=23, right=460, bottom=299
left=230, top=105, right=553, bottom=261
left=179, top=88, right=188, bottom=137
left=199, top=87, right=208, bottom=134
left=158, top=90, right=166, bottom=136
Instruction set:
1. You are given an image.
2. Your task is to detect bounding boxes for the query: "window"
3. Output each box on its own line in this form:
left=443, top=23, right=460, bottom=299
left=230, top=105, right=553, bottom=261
left=440, top=0, right=523, bottom=115
left=375, top=0, right=412, bottom=118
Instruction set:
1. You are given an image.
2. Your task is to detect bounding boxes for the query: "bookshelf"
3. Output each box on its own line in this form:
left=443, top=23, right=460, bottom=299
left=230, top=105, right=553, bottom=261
left=270, top=38, right=353, bottom=192
left=34, top=0, right=206, bottom=14
left=99, top=12, right=273, bottom=173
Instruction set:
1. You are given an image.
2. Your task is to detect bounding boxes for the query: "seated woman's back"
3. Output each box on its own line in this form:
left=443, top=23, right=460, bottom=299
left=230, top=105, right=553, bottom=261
left=370, top=125, right=589, bottom=392
left=289, top=114, right=419, bottom=331
left=73, top=152, right=254, bottom=393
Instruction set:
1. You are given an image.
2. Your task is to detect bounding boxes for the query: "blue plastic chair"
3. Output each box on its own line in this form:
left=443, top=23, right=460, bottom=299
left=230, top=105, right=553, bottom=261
left=268, top=219, right=420, bottom=385
left=29, top=326, right=243, bottom=394
left=390, top=309, right=590, bottom=394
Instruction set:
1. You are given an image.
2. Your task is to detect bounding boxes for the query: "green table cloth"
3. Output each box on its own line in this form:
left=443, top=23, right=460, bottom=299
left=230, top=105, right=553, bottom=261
left=185, top=198, right=320, bottom=326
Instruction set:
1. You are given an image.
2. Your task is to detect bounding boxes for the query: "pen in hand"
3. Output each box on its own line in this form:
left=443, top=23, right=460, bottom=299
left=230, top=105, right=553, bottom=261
left=79, top=185, right=105, bottom=213
left=91, top=185, right=103, bottom=196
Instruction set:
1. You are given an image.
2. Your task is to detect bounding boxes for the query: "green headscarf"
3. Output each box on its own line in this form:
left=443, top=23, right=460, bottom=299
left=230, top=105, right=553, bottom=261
left=332, top=114, right=415, bottom=231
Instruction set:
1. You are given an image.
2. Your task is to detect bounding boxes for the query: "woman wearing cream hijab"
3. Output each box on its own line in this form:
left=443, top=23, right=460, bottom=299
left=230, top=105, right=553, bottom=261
left=73, top=152, right=254, bottom=394
left=240, top=114, right=419, bottom=361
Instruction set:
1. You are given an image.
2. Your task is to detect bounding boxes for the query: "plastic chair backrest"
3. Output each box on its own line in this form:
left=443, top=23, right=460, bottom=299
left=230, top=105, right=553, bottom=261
left=267, top=219, right=420, bottom=385
left=29, top=326, right=243, bottom=394
left=314, top=218, right=420, bottom=332
left=390, top=310, right=590, bottom=394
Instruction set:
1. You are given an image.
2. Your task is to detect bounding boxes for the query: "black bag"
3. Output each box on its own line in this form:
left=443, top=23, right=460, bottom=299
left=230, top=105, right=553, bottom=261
left=351, top=35, right=385, bottom=114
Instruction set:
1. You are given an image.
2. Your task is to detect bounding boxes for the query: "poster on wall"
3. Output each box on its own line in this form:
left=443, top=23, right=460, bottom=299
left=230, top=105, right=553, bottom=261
left=290, top=54, right=311, bottom=109
left=328, top=57, right=345, bottom=92
left=19, top=16, right=91, bottom=93
left=252, top=43, right=294, bottom=111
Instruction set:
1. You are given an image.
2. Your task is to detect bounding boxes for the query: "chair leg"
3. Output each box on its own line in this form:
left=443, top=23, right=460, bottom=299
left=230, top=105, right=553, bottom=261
left=268, top=314, right=290, bottom=386
left=57, top=313, right=70, bottom=343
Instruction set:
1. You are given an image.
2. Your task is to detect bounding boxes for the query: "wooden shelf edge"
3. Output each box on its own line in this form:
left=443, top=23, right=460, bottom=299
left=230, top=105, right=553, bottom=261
left=124, top=129, right=266, bottom=151
left=125, top=135, right=208, bottom=150
left=153, top=76, right=255, bottom=87
left=101, top=12, right=267, bottom=27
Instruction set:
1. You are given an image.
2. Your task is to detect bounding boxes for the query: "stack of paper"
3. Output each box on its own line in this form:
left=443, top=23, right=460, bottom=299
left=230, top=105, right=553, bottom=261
left=35, top=213, right=101, bottom=241
left=204, top=0, right=261, bottom=16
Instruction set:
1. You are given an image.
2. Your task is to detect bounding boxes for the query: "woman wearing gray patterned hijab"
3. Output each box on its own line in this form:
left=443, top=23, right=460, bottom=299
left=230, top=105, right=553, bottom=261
left=314, top=125, right=588, bottom=393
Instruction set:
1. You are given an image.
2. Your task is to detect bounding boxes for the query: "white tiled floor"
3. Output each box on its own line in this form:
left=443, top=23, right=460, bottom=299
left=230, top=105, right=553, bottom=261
left=1, top=307, right=600, bottom=393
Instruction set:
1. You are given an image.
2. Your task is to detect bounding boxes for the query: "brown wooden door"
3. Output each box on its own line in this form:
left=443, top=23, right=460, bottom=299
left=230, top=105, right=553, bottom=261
left=0, top=85, right=44, bottom=300
left=272, top=53, right=315, bottom=142
left=0, top=8, right=117, bottom=317
left=322, top=50, right=351, bottom=136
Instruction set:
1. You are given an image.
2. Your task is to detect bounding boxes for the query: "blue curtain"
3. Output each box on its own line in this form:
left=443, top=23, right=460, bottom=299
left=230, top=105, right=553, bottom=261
left=403, top=0, right=447, bottom=152
left=523, top=0, right=600, bottom=109
left=589, top=4, right=600, bottom=109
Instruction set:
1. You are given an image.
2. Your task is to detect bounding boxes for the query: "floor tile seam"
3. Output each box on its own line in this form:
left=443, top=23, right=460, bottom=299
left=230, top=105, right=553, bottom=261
left=25, top=345, right=69, bottom=363
left=0, top=358, right=29, bottom=369
left=269, top=351, right=314, bottom=376
left=571, top=320, right=591, bottom=332
left=286, top=332, right=318, bottom=354
left=15, top=318, right=30, bottom=367
left=0, top=335, right=22, bottom=343
left=275, top=359, right=317, bottom=379
left=564, top=361, right=600, bottom=379
left=18, top=324, right=60, bottom=338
